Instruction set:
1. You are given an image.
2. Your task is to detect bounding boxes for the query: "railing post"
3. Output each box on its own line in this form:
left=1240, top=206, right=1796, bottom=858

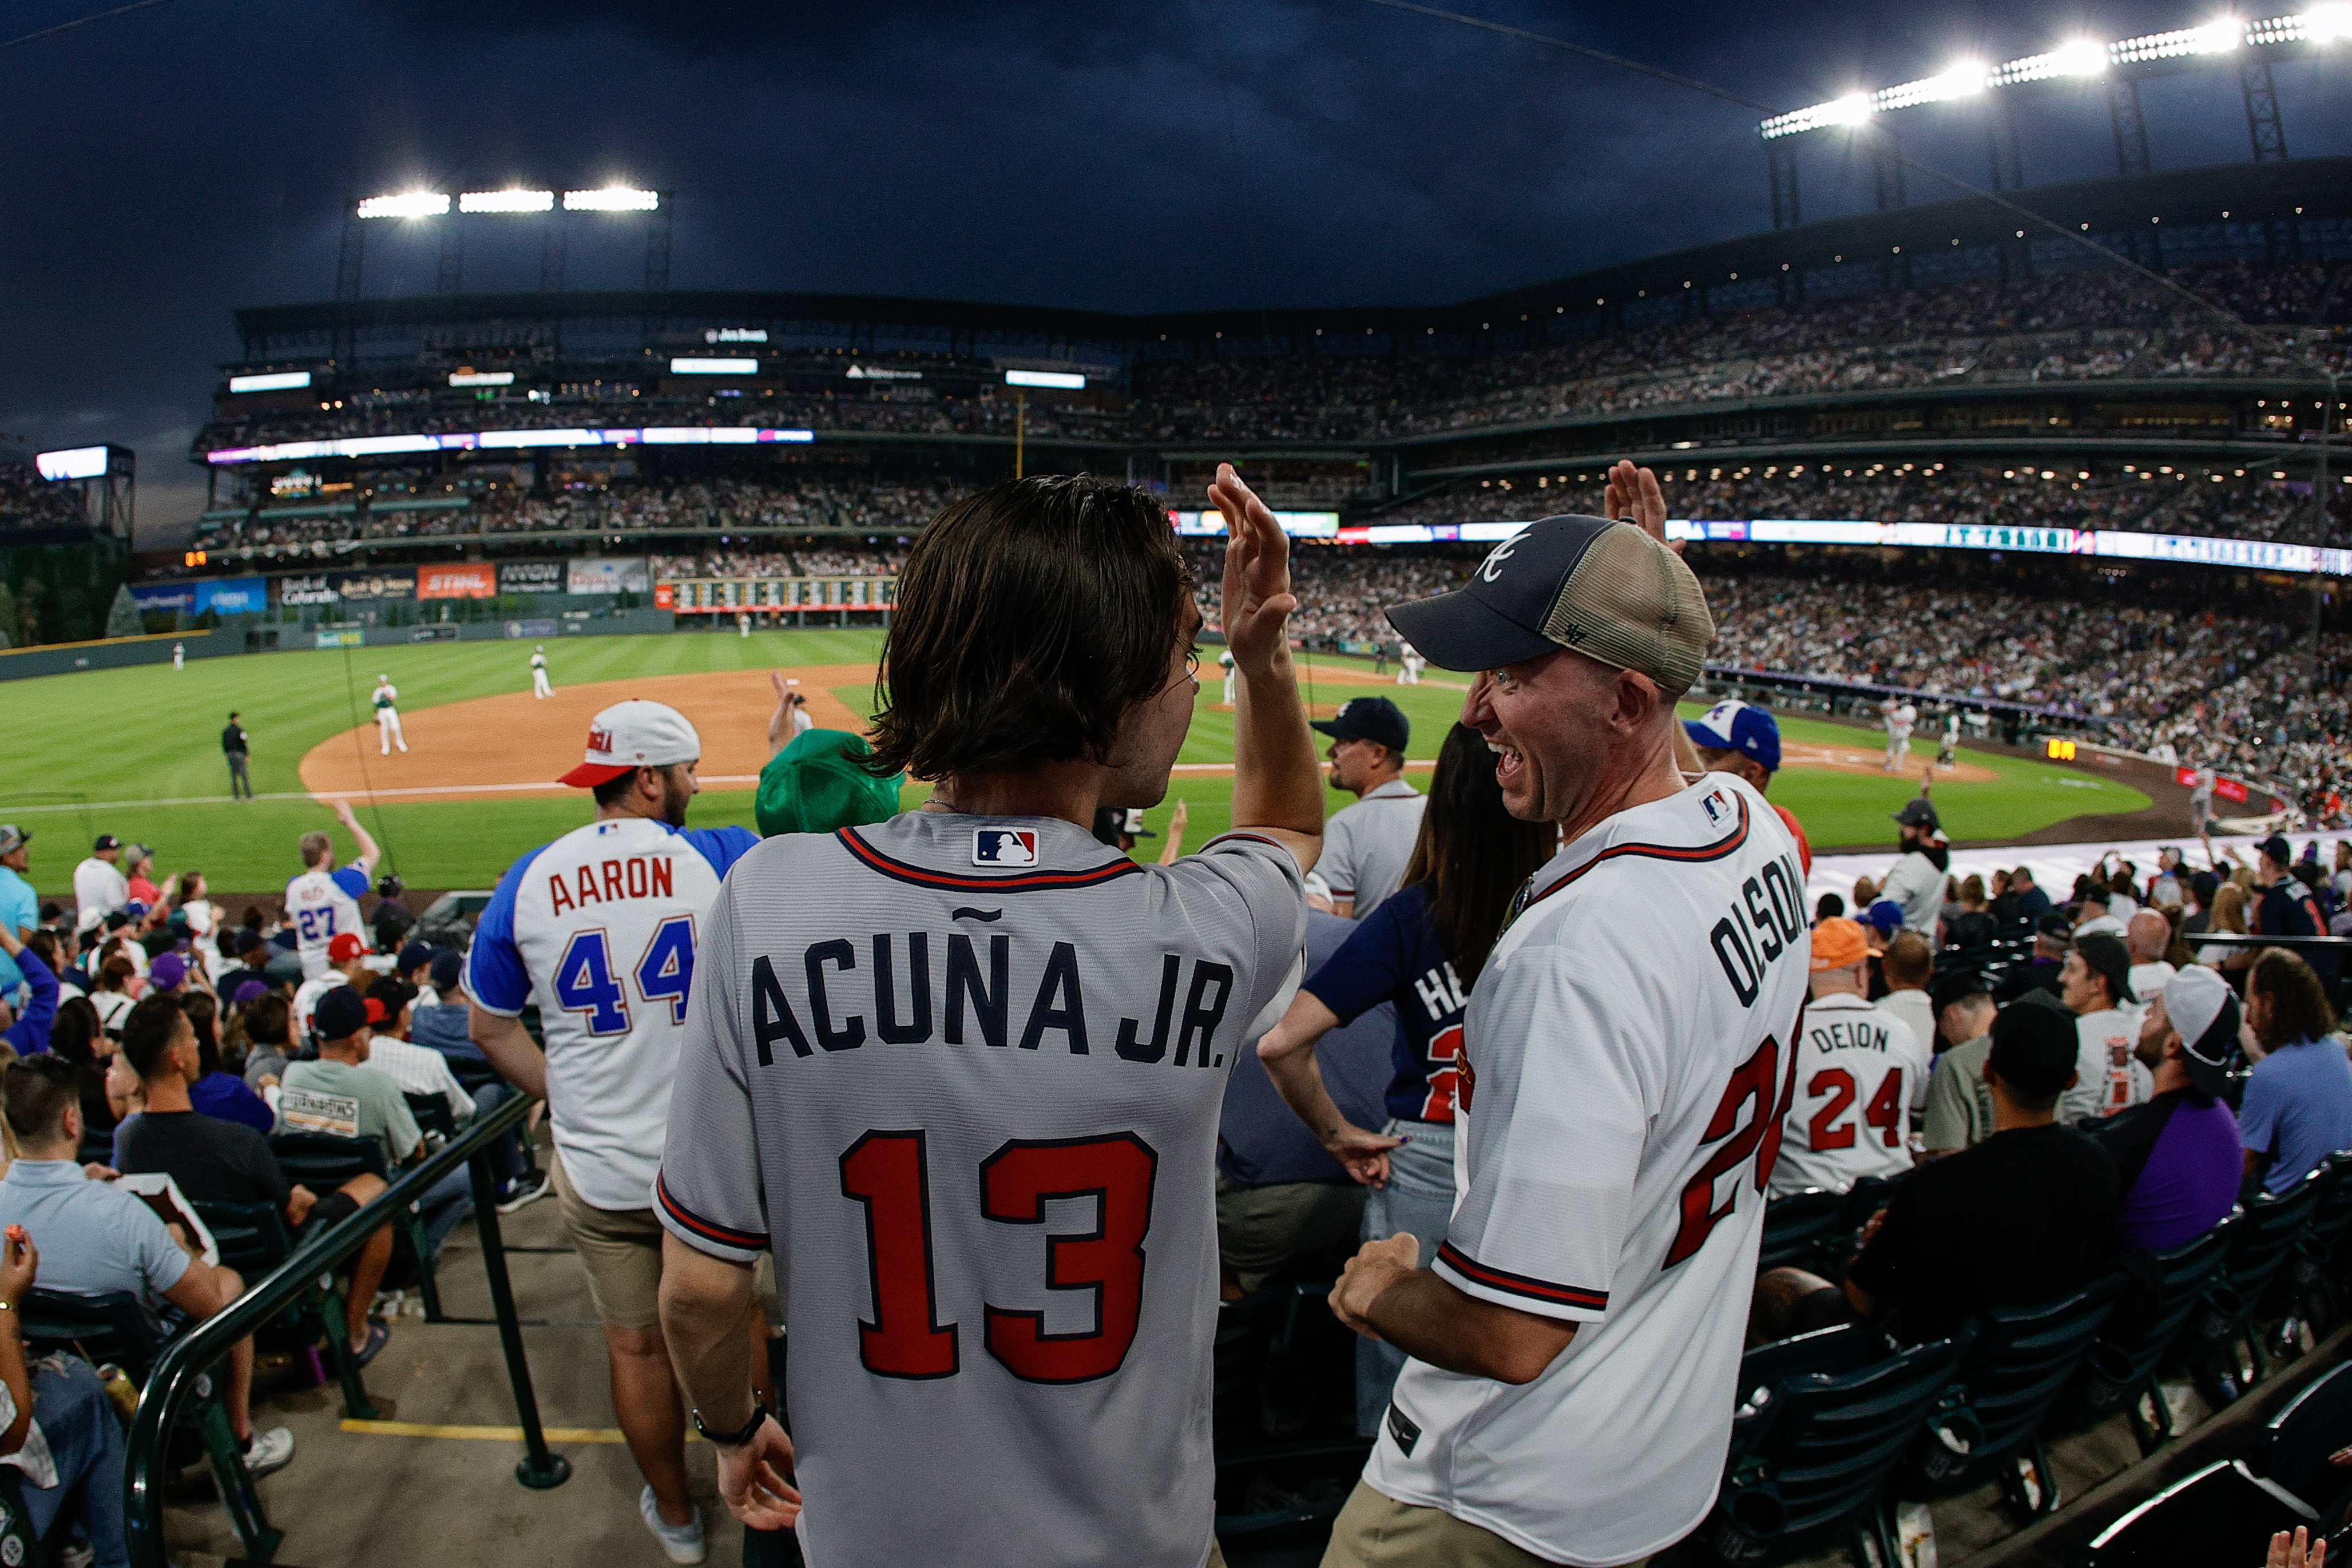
left=467, top=1145, right=572, bottom=1490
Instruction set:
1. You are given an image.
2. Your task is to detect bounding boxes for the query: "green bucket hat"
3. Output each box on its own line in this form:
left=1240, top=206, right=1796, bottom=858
left=756, top=729, right=902, bottom=837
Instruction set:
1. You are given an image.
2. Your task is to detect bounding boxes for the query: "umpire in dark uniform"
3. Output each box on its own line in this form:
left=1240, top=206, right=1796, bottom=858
left=222, top=712, right=252, bottom=800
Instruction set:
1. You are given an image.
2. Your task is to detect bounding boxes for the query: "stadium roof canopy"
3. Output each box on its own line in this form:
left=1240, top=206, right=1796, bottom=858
left=234, top=158, right=2352, bottom=363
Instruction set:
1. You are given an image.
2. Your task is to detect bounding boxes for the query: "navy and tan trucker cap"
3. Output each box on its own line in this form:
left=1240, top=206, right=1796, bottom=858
left=1384, top=515, right=1714, bottom=694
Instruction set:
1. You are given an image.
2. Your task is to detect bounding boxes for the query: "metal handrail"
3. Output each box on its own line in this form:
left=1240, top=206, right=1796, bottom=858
left=124, top=1090, right=570, bottom=1567
left=2182, top=932, right=2352, bottom=948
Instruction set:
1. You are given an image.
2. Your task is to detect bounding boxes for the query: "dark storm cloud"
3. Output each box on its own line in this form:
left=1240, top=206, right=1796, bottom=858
left=1, top=0, right=2344, bottom=533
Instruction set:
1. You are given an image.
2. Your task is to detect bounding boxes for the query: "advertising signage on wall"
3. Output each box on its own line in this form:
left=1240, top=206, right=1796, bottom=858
left=566, top=558, right=650, bottom=596
left=129, top=579, right=266, bottom=616
left=130, top=583, right=197, bottom=615
left=417, top=563, right=497, bottom=600
left=277, top=574, right=339, bottom=608
left=496, top=561, right=564, bottom=593
left=331, top=569, right=417, bottom=602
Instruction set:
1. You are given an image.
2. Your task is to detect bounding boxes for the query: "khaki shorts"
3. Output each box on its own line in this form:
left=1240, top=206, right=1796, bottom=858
left=553, top=1151, right=665, bottom=1331
left=1320, top=1481, right=1643, bottom=1568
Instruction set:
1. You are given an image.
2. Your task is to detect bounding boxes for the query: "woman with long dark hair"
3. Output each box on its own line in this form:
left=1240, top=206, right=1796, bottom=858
left=1257, top=721, right=1554, bottom=1431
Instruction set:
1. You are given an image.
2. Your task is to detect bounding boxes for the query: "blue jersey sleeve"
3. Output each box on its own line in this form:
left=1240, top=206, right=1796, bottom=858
left=465, top=846, right=548, bottom=1017
left=679, top=825, right=761, bottom=881
left=1304, top=888, right=1421, bottom=1026
left=331, top=865, right=370, bottom=900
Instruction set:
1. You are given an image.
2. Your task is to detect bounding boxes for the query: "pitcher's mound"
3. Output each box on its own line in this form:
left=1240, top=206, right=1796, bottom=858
left=298, top=666, right=874, bottom=803
left=1781, top=740, right=2001, bottom=785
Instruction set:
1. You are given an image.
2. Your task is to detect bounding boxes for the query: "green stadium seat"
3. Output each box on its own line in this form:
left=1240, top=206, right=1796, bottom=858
left=2182, top=1177, right=2322, bottom=1405
left=2054, top=1226, right=2231, bottom=1453
left=195, top=1198, right=372, bottom=1416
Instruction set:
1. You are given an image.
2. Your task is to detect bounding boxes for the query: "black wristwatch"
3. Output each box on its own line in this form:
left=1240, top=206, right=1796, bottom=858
left=690, top=1394, right=771, bottom=1448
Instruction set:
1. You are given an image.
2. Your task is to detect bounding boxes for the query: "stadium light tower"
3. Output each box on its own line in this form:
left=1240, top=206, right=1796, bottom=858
left=334, top=184, right=669, bottom=303
left=1758, top=7, right=2351, bottom=215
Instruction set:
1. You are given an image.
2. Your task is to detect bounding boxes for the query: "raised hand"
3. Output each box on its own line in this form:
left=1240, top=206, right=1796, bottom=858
left=1603, top=459, right=1679, bottom=554
left=1207, top=463, right=1297, bottom=677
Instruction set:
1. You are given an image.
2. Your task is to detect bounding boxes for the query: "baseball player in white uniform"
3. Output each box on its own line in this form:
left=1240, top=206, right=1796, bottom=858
left=1396, top=643, right=1425, bottom=685
left=1219, top=648, right=1238, bottom=704
left=372, top=675, right=407, bottom=753
left=652, top=466, right=1323, bottom=1567
left=1936, top=711, right=1960, bottom=770
left=2188, top=762, right=2216, bottom=831
left=467, top=700, right=761, bottom=1563
left=286, top=801, right=380, bottom=980
left=1882, top=698, right=1915, bottom=772
left=530, top=646, right=553, bottom=699
left=1770, top=918, right=1928, bottom=1197
left=1324, top=462, right=1812, bottom=1567
left=172, top=641, right=184, bottom=672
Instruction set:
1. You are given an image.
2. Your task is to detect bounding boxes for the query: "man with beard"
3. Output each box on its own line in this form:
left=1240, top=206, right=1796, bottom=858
left=1877, top=797, right=1949, bottom=945
left=467, top=700, right=762, bottom=1564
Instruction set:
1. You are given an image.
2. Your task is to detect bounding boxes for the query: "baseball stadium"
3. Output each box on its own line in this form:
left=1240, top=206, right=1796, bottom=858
left=3, top=5, right=2352, bottom=1568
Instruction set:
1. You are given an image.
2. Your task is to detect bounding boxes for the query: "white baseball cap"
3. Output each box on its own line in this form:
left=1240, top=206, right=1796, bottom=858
left=560, top=700, right=703, bottom=788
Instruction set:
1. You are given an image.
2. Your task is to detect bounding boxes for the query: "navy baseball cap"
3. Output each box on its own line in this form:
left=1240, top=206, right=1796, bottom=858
left=1684, top=698, right=1780, bottom=772
left=2257, top=833, right=2293, bottom=865
left=397, top=940, right=435, bottom=974
left=1893, top=798, right=1939, bottom=830
left=1311, top=696, right=1410, bottom=754
left=1385, top=515, right=1714, bottom=693
left=312, top=985, right=370, bottom=1043
left=93, top=833, right=121, bottom=852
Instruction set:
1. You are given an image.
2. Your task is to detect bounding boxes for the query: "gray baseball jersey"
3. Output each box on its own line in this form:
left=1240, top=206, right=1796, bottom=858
left=657, top=812, right=1307, bottom=1568
left=1318, top=778, right=1425, bottom=918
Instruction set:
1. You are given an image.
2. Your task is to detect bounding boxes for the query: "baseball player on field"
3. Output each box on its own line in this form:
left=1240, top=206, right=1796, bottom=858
left=530, top=646, right=554, bottom=699
left=1395, top=642, right=1426, bottom=685
left=1936, top=710, right=1960, bottom=771
left=652, top=466, right=1323, bottom=1567
left=1768, top=918, right=1929, bottom=1197
left=1881, top=697, right=1915, bottom=773
left=372, top=674, right=407, bottom=754
left=1321, top=458, right=1811, bottom=1567
left=286, top=800, right=380, bottom=980
left=466, top=700, right=762, bottom=1564
left=2188, top=761, right=2216, bottom=832
left=1219, top=647, right=1238, bottom=704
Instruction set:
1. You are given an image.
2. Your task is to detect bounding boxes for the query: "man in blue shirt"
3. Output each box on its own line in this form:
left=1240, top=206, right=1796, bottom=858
left=2239, top=949, right=2352, bottom=1196
left=0, top=827, right=37, bottom=999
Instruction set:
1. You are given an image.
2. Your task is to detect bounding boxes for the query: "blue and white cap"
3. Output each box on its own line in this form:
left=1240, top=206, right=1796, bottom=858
left=1684, top=698, right=1780, bottom=773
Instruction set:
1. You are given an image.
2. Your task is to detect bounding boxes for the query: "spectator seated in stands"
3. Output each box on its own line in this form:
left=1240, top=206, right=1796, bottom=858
left=407, top=952, right=477, bottom=1061
left=2004, top=866, right=2052, bottom=927
left=0, top=1219, right=132, bottom=1568
left=113, top=995, right=394, bottom=1364
left=172, top=976, right=272, bottom=1134
left=1770, top=918, right=1929, bottom=1197
left=1921, top=971, right=2000, bottom=1157
left=1879, top=931, right=1937, bottom=1082
left=292, top=932, right=372, bottom=1045
left=396, top=942, right=439, bottom=1005
left=2091, top=967, right=2246, bottom=1252
left=236, top=991, right=295, bottom=1091
left=281, top=987, right=473, bottom=1259
left=0, top=922, right=57, bottom=1057
left=1752, top=996, right=2120, bottom=1345
left=1995, top=912, right=2072, bottom=1005
left=2239, top=950, right=2352, bottom=1197
left=0, top=1057, right=295, bottom=1476
left=2058, top=932, right=2152, bottom=1125
left=1943, top=875, right=1998, bottom=952
left=357, top=979, right=471, bottom=1130
left=2127, top=909, right=2180, bottom=1004
left=2074, top=884, right=2127, bottom=939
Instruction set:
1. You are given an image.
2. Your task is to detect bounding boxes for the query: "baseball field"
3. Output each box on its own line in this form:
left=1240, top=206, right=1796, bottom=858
left=0, top=627, right=2151, bottom=896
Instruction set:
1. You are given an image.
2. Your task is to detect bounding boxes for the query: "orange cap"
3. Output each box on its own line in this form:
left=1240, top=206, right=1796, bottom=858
left=1810, top=916, right=1869, bottom=971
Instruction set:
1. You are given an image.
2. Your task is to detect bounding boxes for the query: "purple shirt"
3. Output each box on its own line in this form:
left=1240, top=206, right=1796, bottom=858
left=2091, top=1089, right=2243, bottom=1252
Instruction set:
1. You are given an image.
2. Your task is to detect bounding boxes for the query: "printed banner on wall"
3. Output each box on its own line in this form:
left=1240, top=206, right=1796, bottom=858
left=196, top=577, right=268, bottom=615
left=497, top=561, right=564, bottom=593
left=566, top=557, right=650, bottom=596
left=417, top=562, right=497, bottom=600
left=130, top=583, right=197, bottom=615
left=331, top=568, right=417, bottom=602
left=276, top=574, right=338, bottom=608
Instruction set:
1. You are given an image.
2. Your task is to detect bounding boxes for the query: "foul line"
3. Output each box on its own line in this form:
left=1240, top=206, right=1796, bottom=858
left=0, top=778, right=768, bottom=813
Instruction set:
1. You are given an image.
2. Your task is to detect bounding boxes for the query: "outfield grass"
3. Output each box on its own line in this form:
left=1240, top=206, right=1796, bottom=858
left=0, top=631, right=2145, bottom=898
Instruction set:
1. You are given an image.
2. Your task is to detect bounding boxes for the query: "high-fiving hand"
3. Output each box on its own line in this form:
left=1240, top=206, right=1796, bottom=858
left=1603, top=459, right=1681, bottom=555
left=1207, top=463, right=1298, bottom=677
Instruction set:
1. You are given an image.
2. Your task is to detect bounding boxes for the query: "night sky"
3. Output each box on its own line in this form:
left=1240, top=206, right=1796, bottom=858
left=4, top=0, right=2347, bottom=533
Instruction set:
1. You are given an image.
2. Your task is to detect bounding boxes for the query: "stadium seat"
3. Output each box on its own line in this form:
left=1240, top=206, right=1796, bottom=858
left=1687, top=1327, right=1974, bottom=1567
left=2183, top=1179, right=2322, bottom=1404
left=2054, top=1226, right=2232, bottom=1454
left=1901, top=1272, right=2128, bottom=1521
left=267, top=1131, right=442, bottom=1317
left=1211, top=1282, right=1367, bottom=1554
left=2248, top=1360, right=2352, bottom=1529
left=2078, top=1459, right=2309, bottom=1568
left=196, top=1198, right=372, bottom=1416
left=403, top=1089, right=460, bottom=1143
left=1756, top=1189, right=1851, bottom=1276
left=21, top=1287, right=273, bottom=1552
left=2274, top=1152, right=2352, bottom=1335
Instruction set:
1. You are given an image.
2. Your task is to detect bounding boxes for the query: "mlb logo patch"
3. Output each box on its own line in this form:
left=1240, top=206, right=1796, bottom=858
left=1701, top=789, right=1728, bottom=824
left=973, top=828, right=1038, bottom=867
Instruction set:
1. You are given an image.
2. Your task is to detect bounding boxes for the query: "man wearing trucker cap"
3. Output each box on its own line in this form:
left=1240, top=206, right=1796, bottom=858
left=1320, top=462, right=1811, bottom=1568
left=466, top=700, right=763, bottom=1564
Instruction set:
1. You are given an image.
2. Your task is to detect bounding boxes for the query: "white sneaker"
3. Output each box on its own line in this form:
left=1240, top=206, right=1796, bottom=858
left=639, top=1484, right=705, bottom=1565
left=241, top=1426, right=295, bottom=1478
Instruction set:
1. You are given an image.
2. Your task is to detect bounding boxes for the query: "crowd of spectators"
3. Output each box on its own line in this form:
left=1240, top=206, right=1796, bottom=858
left=198, top=261, right=2352, bottom=463
left=0, top=462, right=86, bottom=538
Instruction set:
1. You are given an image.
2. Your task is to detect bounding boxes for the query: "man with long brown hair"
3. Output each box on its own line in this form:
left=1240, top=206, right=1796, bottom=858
left=2239, top=948, right=2351, bottom=1194
left=655, top=466, right=1323, bottom=1566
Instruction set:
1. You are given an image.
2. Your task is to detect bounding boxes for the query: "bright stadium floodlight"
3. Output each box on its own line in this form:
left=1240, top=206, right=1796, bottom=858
left=356, top=192, right=450, bottom=220
left=563, top=187, right=660, bottom=212
left=2307, top=3, right=2352, bottom=38
left=1004, top=368, right=1087, bottom=390
left=2052, top=38, right=2113, bottom=72
left=228, top=370, right=313, bottom=394
left=1874, top=61, right=1988, bottom=109
left=458, top=188, right=556, bottom=213
left=2194, top=15, right=2247, bottom=49
left=1821, top=93, right=1875, bottom=125
left=34, top=446, right=108, bottom=481
left=669, top=357, right=760, bottom=375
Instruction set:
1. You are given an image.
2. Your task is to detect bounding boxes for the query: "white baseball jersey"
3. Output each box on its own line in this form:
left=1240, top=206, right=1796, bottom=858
left=1891, top=703, right=1916, bottom=738
left=372, top=681, right=398, bottom=710
left=467, top=815, right=759, bottom=1210
left=530, top=653, right=546, bottom=672
left=285, top=865, right=369, bottom=979
left=656, top=814, right=1308, bottom=1568
left=2060, top=1005, right=2153, bottom=1126
left=1367, top=773, right=1811, bottom=1566
left=1768, top=991, right=1928, bottom=1196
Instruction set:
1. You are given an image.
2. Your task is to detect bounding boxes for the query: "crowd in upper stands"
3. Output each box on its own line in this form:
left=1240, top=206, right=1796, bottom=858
left=0, top=461, right=89, bottom=537
left=198, top=260, right=2351, bottom=464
